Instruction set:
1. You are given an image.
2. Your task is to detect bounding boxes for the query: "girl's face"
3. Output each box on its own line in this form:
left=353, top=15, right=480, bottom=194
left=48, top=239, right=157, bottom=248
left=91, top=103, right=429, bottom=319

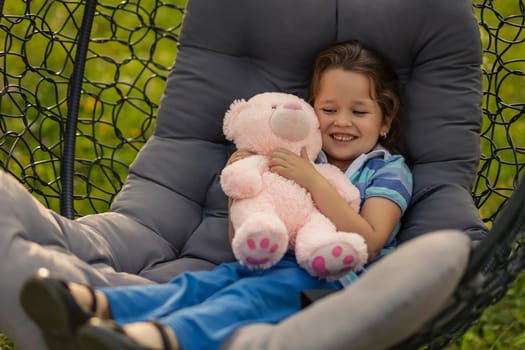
left=313, top=68, right=391, bottom=171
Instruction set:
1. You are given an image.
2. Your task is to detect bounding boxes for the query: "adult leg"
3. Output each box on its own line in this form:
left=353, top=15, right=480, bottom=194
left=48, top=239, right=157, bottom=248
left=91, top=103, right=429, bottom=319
left=0, top=171, right=152, bottom=350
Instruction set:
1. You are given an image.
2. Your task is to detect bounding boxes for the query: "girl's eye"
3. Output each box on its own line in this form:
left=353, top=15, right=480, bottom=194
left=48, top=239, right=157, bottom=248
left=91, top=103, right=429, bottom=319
left=353, top=110, right=368, bottom=115
left=321, top=108, right=336, bottom=113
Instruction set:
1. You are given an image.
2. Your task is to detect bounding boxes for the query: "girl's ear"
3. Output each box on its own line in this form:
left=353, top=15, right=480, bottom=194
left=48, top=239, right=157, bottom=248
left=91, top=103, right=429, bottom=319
left=223, top=99, right=248, bottom=141
left=382, top=112, right=394, bottom=134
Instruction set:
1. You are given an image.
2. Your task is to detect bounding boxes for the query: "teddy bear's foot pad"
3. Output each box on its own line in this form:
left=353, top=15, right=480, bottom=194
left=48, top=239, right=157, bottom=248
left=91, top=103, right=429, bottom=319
left=235, top=230, right=287, bottom=269
left=309, top=243, right=357, bottom=279
left=233, top=213, right=289, bottom=269
left=244, top=237, right=280, bottom=266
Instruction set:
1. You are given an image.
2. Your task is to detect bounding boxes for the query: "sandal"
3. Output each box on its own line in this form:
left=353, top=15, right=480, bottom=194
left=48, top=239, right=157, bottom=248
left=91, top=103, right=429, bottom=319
left=19, top=268, right=97, bottom=350
left=77, top=318, right=174, bottom=350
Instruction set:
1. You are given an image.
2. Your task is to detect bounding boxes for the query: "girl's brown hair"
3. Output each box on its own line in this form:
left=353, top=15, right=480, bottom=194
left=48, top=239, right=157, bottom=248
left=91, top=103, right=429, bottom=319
left=308, top=40, right=402, bottom=153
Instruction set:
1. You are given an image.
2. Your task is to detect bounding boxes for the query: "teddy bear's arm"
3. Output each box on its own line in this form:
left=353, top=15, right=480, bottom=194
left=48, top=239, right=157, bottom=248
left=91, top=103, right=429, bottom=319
left=220, top=155, right=268, bottom=199
left=315, top=163, right=360, bottom=212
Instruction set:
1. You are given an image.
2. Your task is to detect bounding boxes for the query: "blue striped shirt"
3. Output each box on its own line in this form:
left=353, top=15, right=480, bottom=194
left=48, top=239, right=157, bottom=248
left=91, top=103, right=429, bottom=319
left=316, top=145, right=413, bottom=286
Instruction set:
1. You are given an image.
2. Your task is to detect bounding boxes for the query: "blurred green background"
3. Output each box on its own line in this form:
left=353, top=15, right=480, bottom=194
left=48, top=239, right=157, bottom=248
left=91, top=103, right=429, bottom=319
left=0, top=0, right=524, bottom=349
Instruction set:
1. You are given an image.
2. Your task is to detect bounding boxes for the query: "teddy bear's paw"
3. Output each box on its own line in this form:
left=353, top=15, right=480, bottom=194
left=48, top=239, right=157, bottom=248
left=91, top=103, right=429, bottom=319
left=237, top=232, right=289, bottom=269
left=307, top=243, right=361, bottom=280
left=244, top=236, right=282, bottom=266
left=233, top=214, right=290, bottom=269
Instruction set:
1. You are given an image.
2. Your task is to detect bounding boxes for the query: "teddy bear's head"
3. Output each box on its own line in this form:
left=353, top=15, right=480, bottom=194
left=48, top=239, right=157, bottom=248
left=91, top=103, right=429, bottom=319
left=223, top=92, right=322, bottom=160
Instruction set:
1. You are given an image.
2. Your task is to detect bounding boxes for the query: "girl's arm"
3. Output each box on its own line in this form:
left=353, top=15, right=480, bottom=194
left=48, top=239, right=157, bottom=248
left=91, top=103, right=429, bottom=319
left=269, top=148, right=401, bottom=259
left=228, top=197, right=234, bottom=242
left=225, top=149, right=254, bottom=242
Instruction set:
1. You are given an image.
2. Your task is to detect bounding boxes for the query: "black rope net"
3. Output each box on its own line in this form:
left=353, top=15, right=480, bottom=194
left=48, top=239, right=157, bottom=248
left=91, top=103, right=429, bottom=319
left=395, top=1, right=525, bottom=348
left=473, top=0, right=525, bottom=226
left=0, top=0, right=524, bottom=348
left=0, top=0, right=183, bottom=216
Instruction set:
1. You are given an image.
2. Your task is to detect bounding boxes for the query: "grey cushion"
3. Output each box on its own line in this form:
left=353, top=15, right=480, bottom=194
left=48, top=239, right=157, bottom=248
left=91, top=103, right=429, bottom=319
left=116, top=0, right=487, bottom=248
left=0, top=0, right=486, bottom=349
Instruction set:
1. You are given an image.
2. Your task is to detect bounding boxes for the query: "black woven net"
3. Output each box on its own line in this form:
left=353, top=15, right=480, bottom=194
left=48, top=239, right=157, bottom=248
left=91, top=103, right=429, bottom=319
left=395, top=2, right=525, bottom=347
left=473, top=0, right=525, bottom=225
left=0, top=0, right=524, bottom=348
left=0, top=0, right=183, bottom=217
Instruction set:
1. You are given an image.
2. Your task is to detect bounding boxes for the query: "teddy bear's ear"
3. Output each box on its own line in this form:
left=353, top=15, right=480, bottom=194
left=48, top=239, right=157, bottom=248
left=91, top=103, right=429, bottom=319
left=223, top=98, right=248, bottom=140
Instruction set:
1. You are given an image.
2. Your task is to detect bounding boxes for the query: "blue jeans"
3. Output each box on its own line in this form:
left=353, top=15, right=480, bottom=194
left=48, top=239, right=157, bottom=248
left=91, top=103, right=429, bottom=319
left=99, top=255, right=342, bottom=350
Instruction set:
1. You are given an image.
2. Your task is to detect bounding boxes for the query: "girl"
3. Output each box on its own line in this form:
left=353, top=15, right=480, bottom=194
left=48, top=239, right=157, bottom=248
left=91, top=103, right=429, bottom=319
left=20, top=40, right=412, bottom=350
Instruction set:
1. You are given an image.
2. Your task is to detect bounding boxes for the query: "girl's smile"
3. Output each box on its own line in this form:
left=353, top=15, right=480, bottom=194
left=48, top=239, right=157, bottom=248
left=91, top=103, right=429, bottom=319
left=330, top=133, right=355, bottom=142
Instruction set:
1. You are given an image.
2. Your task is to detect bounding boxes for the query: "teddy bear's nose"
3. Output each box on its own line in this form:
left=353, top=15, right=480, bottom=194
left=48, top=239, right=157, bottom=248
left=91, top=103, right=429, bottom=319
left=270, top=107, right=310, bottom=142
left=283, top=102, right=302, bottom=111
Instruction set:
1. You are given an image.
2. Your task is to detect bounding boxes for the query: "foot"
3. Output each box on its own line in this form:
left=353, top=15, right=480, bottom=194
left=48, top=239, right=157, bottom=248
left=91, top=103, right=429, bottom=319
left=69, top=282, right=111, bottom=319
left=77, top=318, right=179, bottom=350
left=232, top=214, right=289, bottom=269
left=19, top=268, right=98, bottom=350
left=124, top=322, right=179, bottom=350
left=306, top=240, right=366, bottom=280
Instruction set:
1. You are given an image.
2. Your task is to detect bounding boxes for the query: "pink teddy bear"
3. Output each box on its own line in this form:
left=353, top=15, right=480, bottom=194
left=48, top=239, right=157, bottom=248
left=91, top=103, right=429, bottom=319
left=220, top=92, right=368, bottom=279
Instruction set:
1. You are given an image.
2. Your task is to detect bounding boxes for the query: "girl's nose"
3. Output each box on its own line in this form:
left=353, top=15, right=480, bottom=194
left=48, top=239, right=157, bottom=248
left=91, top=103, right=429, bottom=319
left=333, top=115, right=352, bottom=127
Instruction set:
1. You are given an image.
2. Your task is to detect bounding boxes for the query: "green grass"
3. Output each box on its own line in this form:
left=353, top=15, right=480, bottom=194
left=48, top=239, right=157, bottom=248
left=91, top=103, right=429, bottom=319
left=449, top=273, right=525, bottom=350
left=0, top=333, right=14, bottom=350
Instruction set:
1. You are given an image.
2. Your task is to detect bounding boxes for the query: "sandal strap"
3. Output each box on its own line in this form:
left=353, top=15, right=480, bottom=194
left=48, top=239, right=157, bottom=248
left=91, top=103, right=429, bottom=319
left=93, top=319, right=174, bottom=349
left=151, top=321, right=174, bottom=350
left=65, top=282, right=98, bottom=314
left=85, top=285, right=98, bottom=314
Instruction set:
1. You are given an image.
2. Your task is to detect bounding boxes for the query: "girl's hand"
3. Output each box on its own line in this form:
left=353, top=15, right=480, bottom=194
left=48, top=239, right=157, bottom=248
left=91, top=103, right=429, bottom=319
left=227, top=149, right=254, bottom=166
left=226, top=148, right=254, bottom=242
left=269, top=147, right=321, bottom=190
